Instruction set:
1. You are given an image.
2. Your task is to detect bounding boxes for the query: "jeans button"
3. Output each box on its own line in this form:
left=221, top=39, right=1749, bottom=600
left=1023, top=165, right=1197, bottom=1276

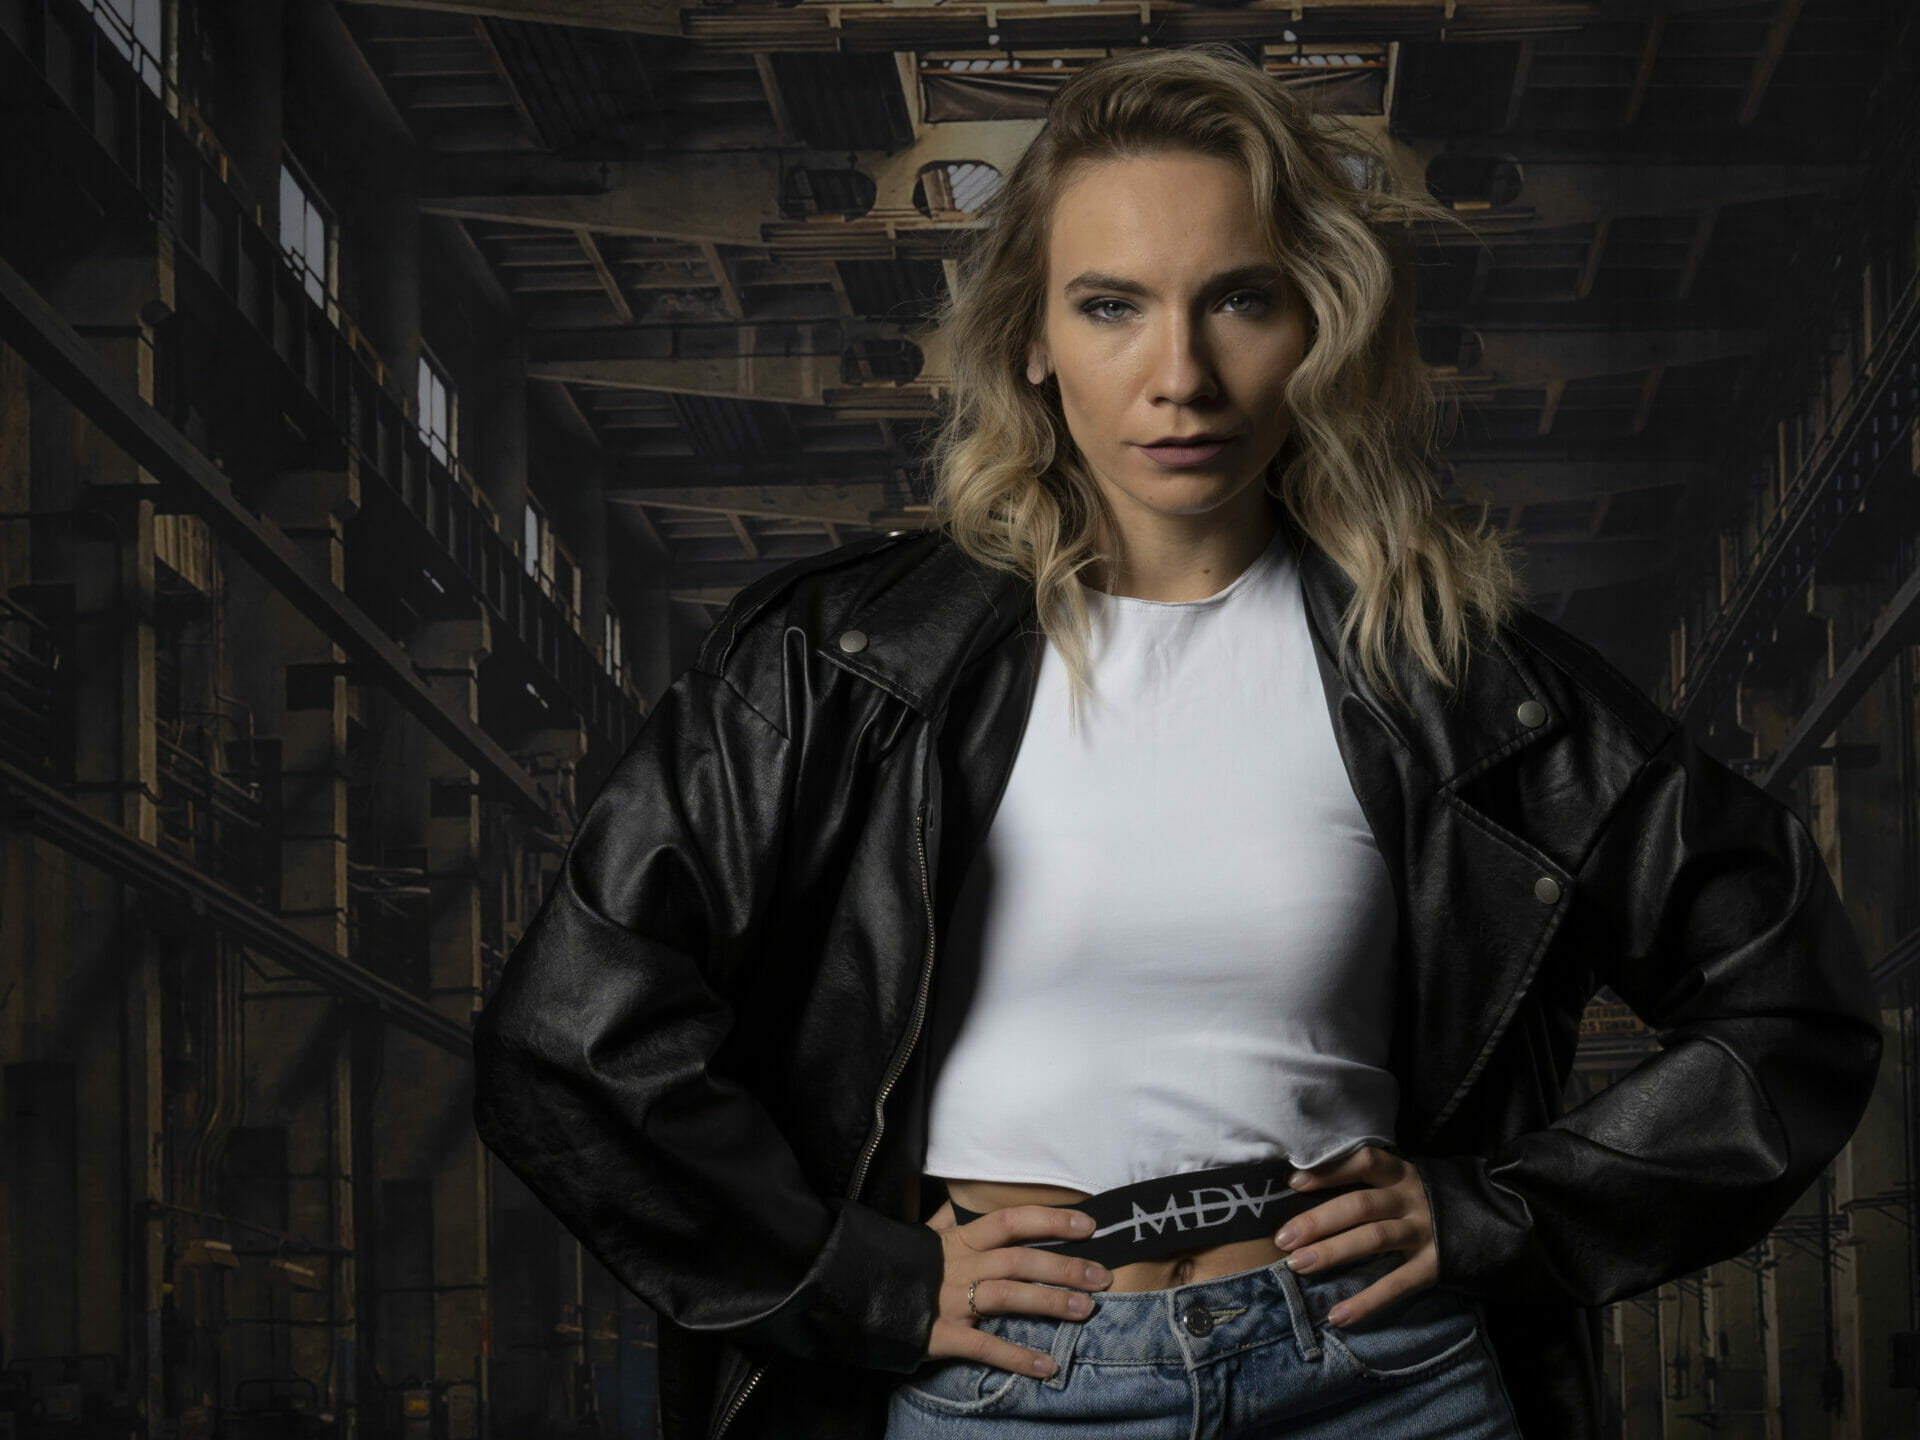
left=1182, top=1302, right=1214, bottom=1337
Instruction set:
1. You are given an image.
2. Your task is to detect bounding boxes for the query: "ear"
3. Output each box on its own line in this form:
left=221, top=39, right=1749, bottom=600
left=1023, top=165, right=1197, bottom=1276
left=1026, top=349, right=1049, bottom=384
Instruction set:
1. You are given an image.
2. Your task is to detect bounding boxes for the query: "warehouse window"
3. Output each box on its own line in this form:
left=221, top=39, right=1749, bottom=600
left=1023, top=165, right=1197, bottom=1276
left=416, top=349, right=456, bottom=466
left=604, top=607, right=624, bottom=684
left=84, top=0, right=162, bottom=94
left=523, top=498, right=543, bottom=579
left=278, top=158, right=333, bottom=309
left=912, top=161, right=1002, bottom=219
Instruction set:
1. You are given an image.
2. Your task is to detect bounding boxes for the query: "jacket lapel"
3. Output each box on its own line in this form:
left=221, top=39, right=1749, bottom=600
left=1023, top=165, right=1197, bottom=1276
left=827, top=525, right=1581, bottom=1151
left=1281, top=520, right=1578, bottom=1147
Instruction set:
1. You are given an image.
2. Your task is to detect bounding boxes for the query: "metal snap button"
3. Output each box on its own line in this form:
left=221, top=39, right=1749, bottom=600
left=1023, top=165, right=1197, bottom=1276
left=1181, top=1302, right=1214, bottom=1338
left=837, top=629, right=868, bottom=654
left=1516, top=699, right=1546, bottom=728
left=1534, top=875, right=1562, bottom=904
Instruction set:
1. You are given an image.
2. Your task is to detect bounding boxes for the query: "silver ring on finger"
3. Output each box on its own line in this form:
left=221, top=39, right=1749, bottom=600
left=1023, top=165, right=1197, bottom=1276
left=967, top=1279, right=981, bottom=1319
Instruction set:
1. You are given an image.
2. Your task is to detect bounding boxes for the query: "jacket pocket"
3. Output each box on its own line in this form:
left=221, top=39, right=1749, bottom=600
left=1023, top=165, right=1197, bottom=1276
left=1304, top=1253, right=1486, bottom=1383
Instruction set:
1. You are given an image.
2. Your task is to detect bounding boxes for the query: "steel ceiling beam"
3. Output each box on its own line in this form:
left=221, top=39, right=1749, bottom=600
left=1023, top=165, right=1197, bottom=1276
left=0, top=755, right=473, bottom=1059
left=339, top=0, right=681, bottom=38
left=0, top=253, right=554, bottom=823
left=1448, top=460, right=1707, bottom=508
left=606, top=483, right=890, bottom=526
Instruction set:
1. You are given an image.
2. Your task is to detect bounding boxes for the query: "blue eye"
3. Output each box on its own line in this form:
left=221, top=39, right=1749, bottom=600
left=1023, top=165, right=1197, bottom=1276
left=1079, top=291, right=1270, bottom=324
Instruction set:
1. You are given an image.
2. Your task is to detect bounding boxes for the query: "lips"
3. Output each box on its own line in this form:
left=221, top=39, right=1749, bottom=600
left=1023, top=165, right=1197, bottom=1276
left=1138, top=437, right=1234, bottom=467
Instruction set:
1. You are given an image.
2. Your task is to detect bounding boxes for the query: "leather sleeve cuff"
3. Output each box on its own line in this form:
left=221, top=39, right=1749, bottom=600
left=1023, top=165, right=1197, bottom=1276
left=738, top=1197, right=947, bottom=1373
left=1416, top=1151, right=1553, bottom=1303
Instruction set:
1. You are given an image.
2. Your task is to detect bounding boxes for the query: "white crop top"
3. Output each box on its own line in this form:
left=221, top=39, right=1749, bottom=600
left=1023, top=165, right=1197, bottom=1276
left=921, top=525, right=1400, bottom=1196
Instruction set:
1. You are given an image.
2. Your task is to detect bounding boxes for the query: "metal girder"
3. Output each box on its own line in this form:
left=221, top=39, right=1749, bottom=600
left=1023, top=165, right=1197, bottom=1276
left=339, top=0, right=682, bottom=38
left=1401, top=152, right=1857, bottom=234
left=425, top=123, right=1037, bottom=250
left=422, top=153, right=786, bottom=246
left=1449, top=460, right=1706, bottom=508
left=527, top=319, right=876, bottom=402
left=574, top=227, right=632, bottom=323
left=0, top=754, right=472, bottom=1059
left=1470, top=325, right=1769, bottom=386
left=527, top=322, right=849, bottom=363
left=609, top=454, right=905, bottom=485
left=0, top=253, right=554, bottom=823
left=534, top=351, right=843, bottom=405
left=349, top=0, right=1764, bottom=47
left=1740, top=0, right=1806, bottom=127
left=1759, top=563, right=1920, bottom=796
left=682, top=1, right=1606, bottom=53
left=608, top=483, right=890, bottom=526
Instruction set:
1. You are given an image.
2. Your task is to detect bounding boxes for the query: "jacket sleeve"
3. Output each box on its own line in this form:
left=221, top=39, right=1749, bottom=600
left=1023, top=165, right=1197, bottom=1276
left=1418, top=720, right=1884, bottom=1307
left=471, top=663, right=945, bottom=1371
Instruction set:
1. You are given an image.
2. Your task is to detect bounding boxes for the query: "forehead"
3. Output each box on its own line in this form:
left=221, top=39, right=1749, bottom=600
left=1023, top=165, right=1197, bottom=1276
left=1046, top=151, right=1270, bottom=280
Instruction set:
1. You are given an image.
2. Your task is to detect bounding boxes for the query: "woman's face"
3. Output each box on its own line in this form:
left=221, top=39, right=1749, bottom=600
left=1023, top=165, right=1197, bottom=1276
left=1031, top=149, right=1311, bottom=533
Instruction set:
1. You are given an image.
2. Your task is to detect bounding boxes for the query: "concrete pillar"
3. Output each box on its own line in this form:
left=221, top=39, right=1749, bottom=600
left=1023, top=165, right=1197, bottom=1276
left=373, top=614, right=492, bottom=1437
left=221, top=0, right=285, bottom=211
left=1613, top=1294, right=1664, bottom=1440
left=1808, top=571, right=1911, bottom=1440
left=1762, top=1195, right=1842, bottom=1440
left=365, top=158, right=422, bottom=399
left=1661, top=1277, right=1711, bottom=1433
left=1705, top=1259, right=1769, bottom=1439
left=522, top=719, right=589, bottom=823
left=227, top=464, right=361, bottom=1427
left=21, top=228, right=172, bottom=1434
left=474, top=340, right=528, bottom=528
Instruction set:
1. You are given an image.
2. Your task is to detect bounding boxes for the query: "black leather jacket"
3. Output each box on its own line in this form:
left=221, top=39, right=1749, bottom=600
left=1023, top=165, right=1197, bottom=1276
left=472, top=518, right=1882, bottom=1440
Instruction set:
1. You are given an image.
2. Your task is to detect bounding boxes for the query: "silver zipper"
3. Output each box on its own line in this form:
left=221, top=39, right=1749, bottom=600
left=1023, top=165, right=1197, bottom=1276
left=710, top=1363, right=763, bottom=1440
left=712, top=801, right=939, bottom=1440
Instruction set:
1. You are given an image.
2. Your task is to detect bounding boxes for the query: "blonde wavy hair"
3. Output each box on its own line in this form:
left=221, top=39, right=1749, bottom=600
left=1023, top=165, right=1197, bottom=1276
left=925, top=42, right=1524, bottom=730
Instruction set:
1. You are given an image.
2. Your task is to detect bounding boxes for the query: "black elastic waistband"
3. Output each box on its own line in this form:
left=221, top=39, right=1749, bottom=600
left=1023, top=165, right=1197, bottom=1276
left=945, top=1159, right=1368, bottom=1270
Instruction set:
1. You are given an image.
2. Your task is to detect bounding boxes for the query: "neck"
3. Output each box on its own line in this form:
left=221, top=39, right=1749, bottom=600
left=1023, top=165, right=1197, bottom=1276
left=1085, top=491, right=1280, bottom=602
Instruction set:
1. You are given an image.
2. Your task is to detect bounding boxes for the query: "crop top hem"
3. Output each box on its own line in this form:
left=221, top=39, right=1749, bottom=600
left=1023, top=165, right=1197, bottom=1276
left=928, top=1134, right=1400, bottom=1197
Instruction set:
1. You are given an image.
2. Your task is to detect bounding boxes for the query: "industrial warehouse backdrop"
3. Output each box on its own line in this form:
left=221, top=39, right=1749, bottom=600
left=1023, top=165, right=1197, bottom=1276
left=0, top=0, right=1915, bottom=1437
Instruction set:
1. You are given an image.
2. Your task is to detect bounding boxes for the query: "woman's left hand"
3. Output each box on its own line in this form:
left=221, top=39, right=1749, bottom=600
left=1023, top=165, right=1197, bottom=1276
left=1272, top=1144, right=1439, bottom=1326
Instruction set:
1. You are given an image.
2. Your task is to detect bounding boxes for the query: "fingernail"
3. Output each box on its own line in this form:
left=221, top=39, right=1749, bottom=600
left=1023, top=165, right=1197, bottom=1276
left=1289, top=1248, right=1318, bottom=1273
left=1275, top=1228, right=1298, bottom=1248
left=1288, top=1171, right=1312, bottom=1189
left=1071, top=1212, right=1094, bottom=1234
left=1084, top=1263, right=1109, bottom=1287
left=1067, top=1293, right=1091, bottom=1315
left=1326, top=1304, right=1349, bottom=1326
left=1034, top=1355, right=1055, bottom=1375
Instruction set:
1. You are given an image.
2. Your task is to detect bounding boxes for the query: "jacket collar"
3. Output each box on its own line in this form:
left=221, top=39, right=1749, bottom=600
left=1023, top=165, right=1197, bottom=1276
left=824, top=516, right=1563, bottom=790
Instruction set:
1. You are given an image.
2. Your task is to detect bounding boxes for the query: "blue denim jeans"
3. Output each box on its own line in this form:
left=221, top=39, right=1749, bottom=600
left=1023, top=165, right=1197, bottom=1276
left=884, top=1251, right=1524, bottom=1439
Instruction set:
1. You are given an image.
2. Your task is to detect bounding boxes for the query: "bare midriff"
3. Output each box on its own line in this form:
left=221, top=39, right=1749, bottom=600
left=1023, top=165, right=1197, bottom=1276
left=940, top=1177, right=1292, bottom=1293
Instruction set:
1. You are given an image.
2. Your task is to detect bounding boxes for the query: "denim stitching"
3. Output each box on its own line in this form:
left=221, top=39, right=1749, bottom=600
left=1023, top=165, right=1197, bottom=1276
left=1272, top=1263, right=1323, bottom=1362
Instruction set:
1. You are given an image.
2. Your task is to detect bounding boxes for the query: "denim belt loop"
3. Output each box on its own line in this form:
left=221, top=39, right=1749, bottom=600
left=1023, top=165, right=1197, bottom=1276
left=1042, top=1311, right=1080, bottom=1390
left=1272, top=1261, right=1324, bottom=1362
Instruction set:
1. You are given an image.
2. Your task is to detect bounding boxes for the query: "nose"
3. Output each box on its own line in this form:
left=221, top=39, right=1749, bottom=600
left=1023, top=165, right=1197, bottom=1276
left=1149, top=310, right=1219, bottom=406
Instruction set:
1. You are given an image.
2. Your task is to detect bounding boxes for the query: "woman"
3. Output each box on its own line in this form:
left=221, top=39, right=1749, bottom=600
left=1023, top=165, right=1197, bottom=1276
left=472, top=44, right=1882, bottom=1440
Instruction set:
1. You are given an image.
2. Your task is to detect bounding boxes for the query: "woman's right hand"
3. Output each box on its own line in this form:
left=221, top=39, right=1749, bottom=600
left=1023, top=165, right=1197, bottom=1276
left=922, top=1200, right=1114, bottom=1376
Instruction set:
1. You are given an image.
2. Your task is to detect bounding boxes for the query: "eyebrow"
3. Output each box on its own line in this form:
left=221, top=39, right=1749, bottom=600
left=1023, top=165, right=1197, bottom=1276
left=1062, top=263, right=1286, bottom=299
